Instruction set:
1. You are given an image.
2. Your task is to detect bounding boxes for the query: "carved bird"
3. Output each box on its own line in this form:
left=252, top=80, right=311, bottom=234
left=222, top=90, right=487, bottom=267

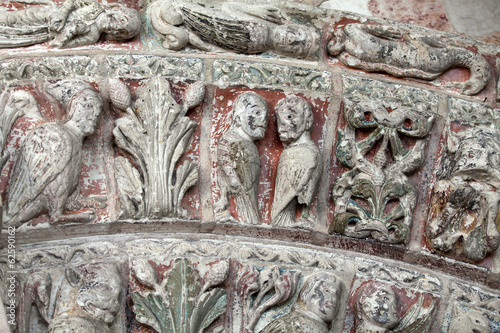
left=4, top=80, right=103, bottom=227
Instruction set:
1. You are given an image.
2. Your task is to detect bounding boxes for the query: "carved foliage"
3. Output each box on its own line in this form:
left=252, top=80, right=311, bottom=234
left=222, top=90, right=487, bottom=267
left=234, top=265, right=301, bottom=332
left=113, top=78, right=204, bottom=219
left=331, top=97, right=435, bottom=244
left=131, top=258, right=228, bottom=333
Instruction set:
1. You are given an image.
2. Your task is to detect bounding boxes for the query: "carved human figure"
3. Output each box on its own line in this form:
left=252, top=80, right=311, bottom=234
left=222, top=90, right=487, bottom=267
left=327, top=23, right=492, bottom=95
left=22, top=263, right=122, bottom=333
left=261, top=272, right=344, bottom=333
left=271, top=95, right=322, bottom=228
left=215, top=92, right=268, bottom=224
left=149, top=0, right=319, bottom=59
left=0, top=0, right=140, bottom=48
left=4, top=80, right=104, bottom=227
left=354, top=282, right=399, bottom=333
left=427, top=127, right=500, bottom=261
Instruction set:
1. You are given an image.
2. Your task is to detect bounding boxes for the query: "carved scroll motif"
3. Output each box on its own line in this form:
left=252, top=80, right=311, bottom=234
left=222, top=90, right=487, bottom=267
left=331, top=97, right=435, bottom=244
left=130, top=258, right=228, bottom=333
left=0, top=0, right=140, bottom=49
left=111, top=78, right=204, bottom=219
left=327, top=23, right=492, bottom=95
left=426, top=126, right=500, bottom=262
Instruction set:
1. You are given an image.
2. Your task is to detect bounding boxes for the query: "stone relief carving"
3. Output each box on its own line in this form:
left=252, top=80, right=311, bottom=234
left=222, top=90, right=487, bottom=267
left=213, top=60, right=332, bottom=92
left=448, top=98, right=500, bottom=128
left=327, top=23, right=492, bottom=95
left=234, top=265, right=301, bottom=332
left=148, top=0, right=319, bottom=59
left=427, top=126, right=500, bottom=262
left=111, top=77, right=204, bottom=219
left=330, top=97, right=435, bottom=244
left=21, top=262, right=122, bottom=333
left=0, top=0, right=140, bottom=49
left=272, top=95, right=322, bottom=228
left=3, top=80, right=105, bottom=227
left=0, top=55, right=204, bottom=82
left=352, top=281, right=437, bottom=333
left=444, top=283, right=500, bottom=333
left=215, top=92, right=269, bottom=224
left=131, top=258, right=228, bottom=333
left=260, top=272, right=344, bottom=333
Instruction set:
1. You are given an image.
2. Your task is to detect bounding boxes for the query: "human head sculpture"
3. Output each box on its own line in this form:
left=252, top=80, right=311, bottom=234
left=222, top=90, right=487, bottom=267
left=275, top=95, right=313, bottom=145
left=231, top=92, right=269, bottom=140
left=355, top=281, right=399, bottom=331
left=449, top=128, right=500, bottom=182
left=46, top=80, right=103, bottom=136
left=293, top=272, right=344, bottom=324
left=272, top=24, right=320, bottom=59
left=97, top=4, right=141, bottom=41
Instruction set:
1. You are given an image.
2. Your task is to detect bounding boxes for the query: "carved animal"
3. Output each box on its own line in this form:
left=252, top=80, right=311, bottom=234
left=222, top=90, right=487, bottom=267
left=327, top=23, right=492, bottom=95
left=449, top=306, right=490, bottom=333
left=215, top=92, right=268, bottom=224
left=149, top=0, right=319, bottom=59
left=271, top=95, right=322, bottom=228
left=4, top=80, right=103, bottom=227
left=0, top=0, right=140, bottom=48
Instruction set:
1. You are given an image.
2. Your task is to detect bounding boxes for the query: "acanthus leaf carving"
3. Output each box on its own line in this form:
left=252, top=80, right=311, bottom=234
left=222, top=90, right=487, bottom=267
left=331, top=97, right=435, bottom=244
left=131, top=258, right=228, bottom=333
left=112, top=77, right=204, bottom=219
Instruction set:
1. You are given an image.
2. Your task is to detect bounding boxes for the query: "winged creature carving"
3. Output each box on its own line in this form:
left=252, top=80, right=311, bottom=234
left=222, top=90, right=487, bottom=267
left=4, top=80, right=103, bottom=227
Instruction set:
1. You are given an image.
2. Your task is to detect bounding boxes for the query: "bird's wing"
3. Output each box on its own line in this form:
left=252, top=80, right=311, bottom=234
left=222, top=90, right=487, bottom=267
left=272, top=145, right=319, bottom=217
left=180, top=5, right=256, bottom=53
left=7, top=124, right=73, bottom=216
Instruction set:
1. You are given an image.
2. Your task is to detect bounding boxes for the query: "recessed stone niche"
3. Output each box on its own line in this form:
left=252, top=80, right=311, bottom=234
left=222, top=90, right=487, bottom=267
left=0, top=0, right=499, bottom=332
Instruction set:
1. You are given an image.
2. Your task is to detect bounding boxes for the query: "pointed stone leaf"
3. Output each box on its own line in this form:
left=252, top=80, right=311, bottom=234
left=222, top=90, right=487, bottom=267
left=164, top=259, right=201, bottom=333
left=190, top=288, right=227, bottom=333
left=132, top=292, right=173, bottom=333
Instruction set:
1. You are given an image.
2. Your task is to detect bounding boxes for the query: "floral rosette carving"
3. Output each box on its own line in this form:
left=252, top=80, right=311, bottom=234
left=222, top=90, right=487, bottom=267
left=331, top=97, right=435, bottom=244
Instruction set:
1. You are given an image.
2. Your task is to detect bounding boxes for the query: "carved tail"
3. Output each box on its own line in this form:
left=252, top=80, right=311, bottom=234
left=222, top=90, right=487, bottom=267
left=449, top=49, right=492, bottom=95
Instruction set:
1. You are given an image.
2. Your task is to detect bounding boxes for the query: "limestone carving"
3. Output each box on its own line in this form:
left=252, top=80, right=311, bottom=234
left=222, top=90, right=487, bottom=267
left=353, top=281, right=436, bottom=333
left=21, top=262, right=122, bottom=333
left=234, top=265, right=301, bottom=332
left=215, top=92, right=268, bottom=224
left=0, top=0, right=140, bottom=49
left=427, top=126, right=500, bottom=261
left=327, top=23, right=492, bottom=95
left=148, top=0, right=319, bottom=59
left=131, top=258, right=228, bottom=333
left=260, top=272, right=344, bottom=333
left=112, top=78, right=205, bottom=219
left=271, top=95, right=322, bottom=228
left=4, top=81, right=104, bottom=227
left=331, top=97, right=435, bottom=244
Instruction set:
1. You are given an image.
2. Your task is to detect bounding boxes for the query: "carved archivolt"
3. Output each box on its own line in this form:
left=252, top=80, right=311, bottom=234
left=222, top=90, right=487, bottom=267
left=0, top=0, right=499, bottom=332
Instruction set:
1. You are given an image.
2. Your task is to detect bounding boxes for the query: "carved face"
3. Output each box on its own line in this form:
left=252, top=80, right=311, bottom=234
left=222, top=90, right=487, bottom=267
left=272, top=24, right=319, bottom=59
left=305, top=279, right=341, bottom=323
left=70, top=92, right=103, bottom=136
left=361, top=286, right=398, bottom=329
left=98, top=6, right=140, bottom=40
left=234, top=93, right=268, bottom=140
left=275, top=96, right=312, bottom=144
